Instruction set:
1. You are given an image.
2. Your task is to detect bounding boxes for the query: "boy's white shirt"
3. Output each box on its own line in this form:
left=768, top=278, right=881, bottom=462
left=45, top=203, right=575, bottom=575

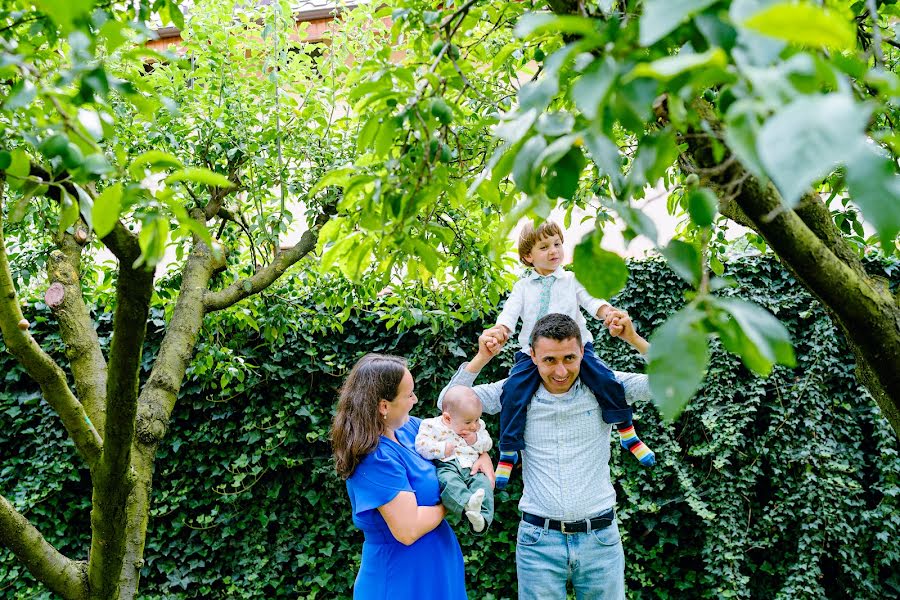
left=496, top=267, right=609, bottom=353
left=415, top=416, right=492, bottom=469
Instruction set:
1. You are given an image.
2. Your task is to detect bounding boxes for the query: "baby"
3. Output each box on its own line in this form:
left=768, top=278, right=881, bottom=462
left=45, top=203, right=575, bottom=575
left=415, top=385, right=494, bottom=533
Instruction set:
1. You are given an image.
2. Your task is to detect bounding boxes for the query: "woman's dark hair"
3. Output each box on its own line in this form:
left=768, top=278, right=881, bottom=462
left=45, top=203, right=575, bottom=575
left=331, top=354, right=407, bottom=479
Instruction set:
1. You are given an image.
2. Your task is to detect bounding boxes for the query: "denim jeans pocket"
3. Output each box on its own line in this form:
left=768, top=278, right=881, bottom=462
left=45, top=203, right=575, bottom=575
left=590, top=522, right=621, bottom=547
left=517, top=521, right=546, bottom=546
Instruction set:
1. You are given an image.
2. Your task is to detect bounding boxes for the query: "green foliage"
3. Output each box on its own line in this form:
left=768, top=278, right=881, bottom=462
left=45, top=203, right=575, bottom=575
left=1, top=255, right=898, bottom=599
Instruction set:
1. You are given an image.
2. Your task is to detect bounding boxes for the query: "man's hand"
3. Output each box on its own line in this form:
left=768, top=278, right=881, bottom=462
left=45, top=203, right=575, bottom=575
left=459, top=431, right=477, bottom=445
left=470, top=453, right=496, bottom=489
left=481, top=325, right=509, bottom=355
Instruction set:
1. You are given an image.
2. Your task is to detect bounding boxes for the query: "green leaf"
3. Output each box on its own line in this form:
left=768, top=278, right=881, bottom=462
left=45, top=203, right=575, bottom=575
left=35, top=0, right=94, bottom=32
left=136, top=216, right=170, bottom=269
left=10, top=181, right=46, bottom=223
left=77, top=109, right=104, bottom=140
left=686, top=187, right=718, bottom=227
left=374, top=117, right=398, bottom=159
left=356, top=115, right=381, bottom=153
left=647, top=305, right=709, bottom=421
left=625, top=129, right=679, bottom=196
left=0, top=151, right=10, bottom=170
left=742, top=2, right=856, bottom=51
left=572, top=56, right=618, bottom=121
left=58, top=190, right=79, bottom=237
left=661, top=240, right=702, bottom=286
left=545, top=147, right=586, bottom=200
left=572, top=232, right=628, bottom=299
left=92, top=184, right=123, bottom=238
left=129, top=150, right=183, bottom=178
left=73, top=184, right=93, bottom=231
left=582, top=129, right=624, bottom=191
left=6, top=149, right=30, bottom=189
left=757, top=94, right=869, bottom=206
left=712, top=297, right=796, bottom=376
left=639, top=0, right=719, bottom=46
left=2, top=80, right=37, bottom=110
left=845, top=144, right=900, bottom=247
left=165, top=167, right=234, bottom=189
left=309, top=167, right=354, bottom=197
left=724, top=101, right=767, bottom=180
left=629, top=48, right=727, bottom=81
left=512, top=136, right=547, bottom=194
left=514, top=13, right=600, bottom=41
left=519, top=76, right=559, bottom=112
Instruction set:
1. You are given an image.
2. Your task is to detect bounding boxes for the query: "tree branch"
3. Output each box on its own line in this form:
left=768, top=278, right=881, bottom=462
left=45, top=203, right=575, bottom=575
left=203, top=225, right=320, bottom=312
left=0, top=180, right=102, bottom=467
left=0, top=495, right=87, bottom=600
left=25, top=163, right=141, bottom=261
left=47, top=234, right=108, bottom=437
left=676, top=101, right=900, bottom=436
left=86, top=245, right=155, bottom=599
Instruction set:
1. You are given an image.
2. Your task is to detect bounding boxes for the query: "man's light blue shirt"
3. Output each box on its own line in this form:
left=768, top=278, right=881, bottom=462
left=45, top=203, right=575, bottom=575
left=439, top=365, right=651, bottom=521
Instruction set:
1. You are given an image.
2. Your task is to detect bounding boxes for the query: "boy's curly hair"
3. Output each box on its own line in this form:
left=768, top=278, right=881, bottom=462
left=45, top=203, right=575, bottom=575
left=518, top=220, right=564, bottom=266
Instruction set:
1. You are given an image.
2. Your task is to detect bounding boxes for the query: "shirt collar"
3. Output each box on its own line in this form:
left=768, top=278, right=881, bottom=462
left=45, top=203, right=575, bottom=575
left=527, top=267, right=565, bottom=281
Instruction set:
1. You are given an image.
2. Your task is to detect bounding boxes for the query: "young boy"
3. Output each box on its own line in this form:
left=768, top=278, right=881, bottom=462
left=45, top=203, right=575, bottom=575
left=415, top=385, right=495, bottom=533
left=489, top=220, right=655, bottom=489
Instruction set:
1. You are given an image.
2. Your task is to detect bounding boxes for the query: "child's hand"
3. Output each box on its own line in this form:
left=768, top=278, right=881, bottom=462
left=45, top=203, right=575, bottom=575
left=604, top=309, right=628, bottom=337
left=445, top=442, right=457, bottom=457
left=459, top=431, right=477, bottom=445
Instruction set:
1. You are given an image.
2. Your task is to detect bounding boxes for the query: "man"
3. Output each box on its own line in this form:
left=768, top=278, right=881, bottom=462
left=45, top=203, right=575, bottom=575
left=438, top=312, right=651, bottom=599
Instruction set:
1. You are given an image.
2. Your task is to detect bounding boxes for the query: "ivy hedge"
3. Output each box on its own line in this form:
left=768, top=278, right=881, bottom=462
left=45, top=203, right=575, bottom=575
left=1, top=255, right=898, bottom=599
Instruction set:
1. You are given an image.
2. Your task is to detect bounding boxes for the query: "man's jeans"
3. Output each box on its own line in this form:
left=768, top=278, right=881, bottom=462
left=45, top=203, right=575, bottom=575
left=516, top=518, right=625, bottom=600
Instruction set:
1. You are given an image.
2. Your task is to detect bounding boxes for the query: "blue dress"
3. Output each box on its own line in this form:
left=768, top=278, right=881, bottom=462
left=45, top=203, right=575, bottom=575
left=346, top=416, right=467, bottom=600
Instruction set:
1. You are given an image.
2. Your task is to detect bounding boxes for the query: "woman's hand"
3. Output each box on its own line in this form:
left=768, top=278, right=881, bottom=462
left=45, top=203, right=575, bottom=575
left=470, top=452, right=496, bottom=489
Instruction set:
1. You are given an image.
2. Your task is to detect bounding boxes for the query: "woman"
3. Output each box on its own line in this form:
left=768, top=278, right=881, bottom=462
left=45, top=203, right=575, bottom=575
left=332, top=354, right=489, bottom=599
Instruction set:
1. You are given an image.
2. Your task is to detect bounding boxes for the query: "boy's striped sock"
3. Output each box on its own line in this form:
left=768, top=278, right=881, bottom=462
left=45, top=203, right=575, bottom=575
left=618, top=423, right=656, bottom=467
left=495, top=450, right=518, bottom=489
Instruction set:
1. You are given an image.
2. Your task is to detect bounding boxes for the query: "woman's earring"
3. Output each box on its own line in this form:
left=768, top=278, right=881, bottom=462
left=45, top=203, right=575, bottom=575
left=382, top=414, right=387, bottom=420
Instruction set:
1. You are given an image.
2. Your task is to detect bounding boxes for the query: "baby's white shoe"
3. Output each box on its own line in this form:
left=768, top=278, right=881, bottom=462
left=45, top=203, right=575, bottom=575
left=464, top=488, right=485, bottom=513
left=465, top=510, right=486, bottom=533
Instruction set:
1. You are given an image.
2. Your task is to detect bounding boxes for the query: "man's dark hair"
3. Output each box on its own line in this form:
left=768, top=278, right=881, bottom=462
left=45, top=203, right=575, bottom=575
left=530, top=313, right=582, bottom=348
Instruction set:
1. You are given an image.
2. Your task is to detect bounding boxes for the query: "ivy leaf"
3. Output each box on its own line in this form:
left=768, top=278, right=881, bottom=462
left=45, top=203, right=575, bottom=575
left=711, top=297, right=796, bottom=376
left=742, top=2, right=856, bottom=51
left=572, top=232, right=628, bottom=299
left=92, top=184, right=123, bottom=238
left=686, top=187, right=718, bottom=227
left=639, top=0, right=719, bottom=46
left=845, top=143, right=900, bottom=247
left=661, top=240, right=701, bottom=286
left=757, top=94, right=869, bottom=206
left=647, top=305, right=709, bottom=421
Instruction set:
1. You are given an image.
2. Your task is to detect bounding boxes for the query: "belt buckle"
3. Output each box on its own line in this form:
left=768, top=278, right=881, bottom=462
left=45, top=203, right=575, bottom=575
left=560, top=520, right=575, bottom=535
